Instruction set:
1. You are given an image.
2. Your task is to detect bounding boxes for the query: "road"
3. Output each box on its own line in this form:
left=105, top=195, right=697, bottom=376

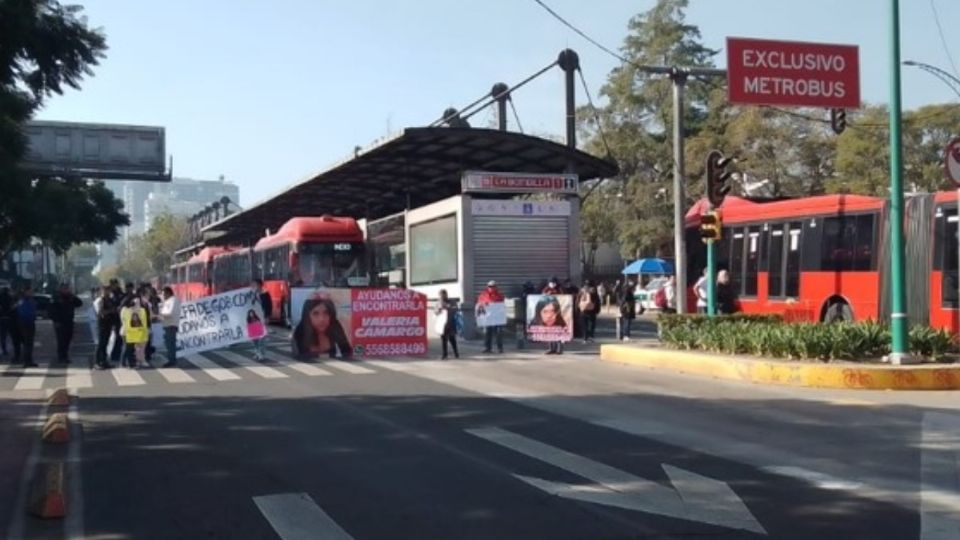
left=1, top=316, right=958, bottom=539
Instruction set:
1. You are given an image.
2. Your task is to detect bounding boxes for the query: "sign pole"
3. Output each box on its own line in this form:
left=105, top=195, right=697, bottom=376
left=671, top=71, right=688, bottom=315
left=706, top=237, right=716, bottom=316
left=888, top=0, right=912, bottom=364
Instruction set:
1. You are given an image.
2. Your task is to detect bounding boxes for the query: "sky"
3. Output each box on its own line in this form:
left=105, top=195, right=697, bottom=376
left=37, top=0, right=960, bottom=208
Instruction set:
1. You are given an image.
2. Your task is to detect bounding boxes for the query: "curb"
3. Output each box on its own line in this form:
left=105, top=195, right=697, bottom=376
left=600, top=344, right=960, bottom=390
left=28, top=462, right=65, bottom=519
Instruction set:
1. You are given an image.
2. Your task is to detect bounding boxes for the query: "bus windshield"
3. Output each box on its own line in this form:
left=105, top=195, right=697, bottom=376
left=297, top=242, right=368, bottom=287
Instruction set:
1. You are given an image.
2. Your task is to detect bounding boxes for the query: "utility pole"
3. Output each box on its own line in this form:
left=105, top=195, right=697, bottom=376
left=888, top=0, right=913, bottom=364
left=637, top=65, right=726, bottom=314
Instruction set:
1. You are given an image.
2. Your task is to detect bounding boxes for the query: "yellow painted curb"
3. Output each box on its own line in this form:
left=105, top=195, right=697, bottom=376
left=600, top=344, right=960, bottom=390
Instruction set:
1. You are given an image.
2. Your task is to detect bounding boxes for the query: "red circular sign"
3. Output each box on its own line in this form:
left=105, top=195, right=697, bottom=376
left=946, top=137, right=960, bottom=187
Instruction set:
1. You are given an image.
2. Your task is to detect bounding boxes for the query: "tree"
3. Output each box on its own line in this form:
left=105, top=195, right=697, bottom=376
left=0, top=1, right=128, bottom=259
left=578, top=0, right=720, bottom=258
left=108, top=214, right=189, bottom=283
left=580, top=181, right=620, bottom=272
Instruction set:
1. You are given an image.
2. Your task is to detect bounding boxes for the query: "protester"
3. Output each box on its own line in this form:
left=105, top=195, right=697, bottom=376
left=476, top=280, right=504, bottom=354
left=293, top=294, right=352, bottom=359
left=108, top=280, right=125, bottom=364
left=0, top=286, right=11, bottom=358
left=49, top=284, right=83, bottom=364
left=251, top=279, right=271, bottom=360
left=140, top=285, right=160, bottom=364
left=597, top=282, right=608, bottom=312
left=541, top=278, right=565, bottom=354
left=577, top=280, right=601, bottom=343
left=694, top=269, right=709, bottom=314
left=120, top=296, right=149, bottom=369
left=160, top=286, right=181, bottom=367
left=717, top=269, right=737, bottom=315
left=617, top=280, right=636, bottom=341
left=93, top=286, right=118, bottom=369
left=15, top=286, right=38, bottom=367
left=436, top=289, right=459, bottom=360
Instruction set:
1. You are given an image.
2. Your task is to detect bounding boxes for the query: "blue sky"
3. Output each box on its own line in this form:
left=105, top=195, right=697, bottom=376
left=37, top=0, right=960, bottom=207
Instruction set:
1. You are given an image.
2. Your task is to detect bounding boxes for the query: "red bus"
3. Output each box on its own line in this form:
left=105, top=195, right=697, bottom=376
left=171, top=246, right=229, bottom=301
left=252, top=216, right=367, bottom=323
left=211, top=247, right=252, bottom=294
left=685, top=191, right=958, bottom=334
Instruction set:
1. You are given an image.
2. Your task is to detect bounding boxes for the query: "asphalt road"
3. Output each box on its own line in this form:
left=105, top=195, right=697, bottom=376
left=2, top=317, right=959, bottom=539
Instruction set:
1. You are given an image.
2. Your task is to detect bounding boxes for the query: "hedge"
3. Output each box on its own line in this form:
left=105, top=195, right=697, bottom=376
left=656, top=314, right=956, bottom=362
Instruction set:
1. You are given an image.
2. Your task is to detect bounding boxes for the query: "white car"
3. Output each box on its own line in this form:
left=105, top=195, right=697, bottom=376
left=634, top=277, right=669, bottom=312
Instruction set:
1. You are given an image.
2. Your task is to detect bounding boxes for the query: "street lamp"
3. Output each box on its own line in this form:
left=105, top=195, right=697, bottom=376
left=902, top=60, right=960, bottom=99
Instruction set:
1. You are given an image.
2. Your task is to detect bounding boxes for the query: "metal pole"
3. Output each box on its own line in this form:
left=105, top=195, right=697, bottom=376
left=672, top=72, right=688, bottom=314
left=888, top=0, right=912, bottom=363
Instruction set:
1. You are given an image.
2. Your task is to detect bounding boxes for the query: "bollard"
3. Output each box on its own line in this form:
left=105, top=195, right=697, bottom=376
left=615, top=316, right=622, bottom=341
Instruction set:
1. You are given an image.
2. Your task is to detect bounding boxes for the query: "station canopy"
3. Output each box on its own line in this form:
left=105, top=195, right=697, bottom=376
left=203, top=126, right=619, bottom=246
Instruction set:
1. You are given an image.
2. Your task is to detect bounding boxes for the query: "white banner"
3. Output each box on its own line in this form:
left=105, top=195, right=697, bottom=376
left=476, top=302, right=507, bottom=327
left=177, top=288, right=265, bottom=356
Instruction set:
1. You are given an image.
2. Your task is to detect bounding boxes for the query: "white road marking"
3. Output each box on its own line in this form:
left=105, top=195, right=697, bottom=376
left=183, top=354, right=241, bottom=381
left=216, top=350, right=288, bottom=379
left=760, top=465, right=862, bottom=491
left=13, top=366, right=47, bottom=391
left=921, top=412, right=960, bottom=540
left=111, top=367, right=146, bottom=386
left=65, top=401, right=85, bottom=539
left=156, top=367, right=196, bottom=384
left=364, top=360, right=416, bottom=372
left=263, top=351, right=331, bottom=376
left=325, top=360, right=375, bottom=375
left=468, top=427, right=765, bottom=535
left=65, top=367, right=93, bottom=391
left=253, top=492, right=354, bottom=540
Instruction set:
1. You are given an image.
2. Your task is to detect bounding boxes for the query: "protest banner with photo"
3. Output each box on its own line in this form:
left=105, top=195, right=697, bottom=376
left=291, top=287, right=428, bottom=357
left=525, top=294, right=573, bottom=343
left=177, top=288, right=265, bottom=356
left=476, top=301, right=506, bottom=327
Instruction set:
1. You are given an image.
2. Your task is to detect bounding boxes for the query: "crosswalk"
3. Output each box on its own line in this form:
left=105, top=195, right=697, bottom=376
left=0, top=345, right=581, bottom=394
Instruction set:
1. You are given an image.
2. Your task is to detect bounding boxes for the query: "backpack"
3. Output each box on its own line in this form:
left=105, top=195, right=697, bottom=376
left=654, top=287, right=668, bottom=309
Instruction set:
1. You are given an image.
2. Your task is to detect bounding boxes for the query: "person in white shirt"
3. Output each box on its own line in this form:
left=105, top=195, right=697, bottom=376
left=160, top=287, right=181, bottom=367
left=694, top=269, right=708, bottom=314
left=664, top=275, right=678, bottom=313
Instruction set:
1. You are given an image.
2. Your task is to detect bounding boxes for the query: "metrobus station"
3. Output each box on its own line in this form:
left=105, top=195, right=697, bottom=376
left=172, top=126, right=617, bottom=337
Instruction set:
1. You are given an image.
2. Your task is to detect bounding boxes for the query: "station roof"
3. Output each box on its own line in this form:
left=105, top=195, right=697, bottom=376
left=202, top=126, right=618, bottom=245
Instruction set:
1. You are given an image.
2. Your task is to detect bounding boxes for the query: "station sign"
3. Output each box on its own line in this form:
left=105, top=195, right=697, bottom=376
left=461, top=171, right=578, bottom=194
left=470, top=200, right=571, bottom=217
left=726, top=37, right=860, bottom=108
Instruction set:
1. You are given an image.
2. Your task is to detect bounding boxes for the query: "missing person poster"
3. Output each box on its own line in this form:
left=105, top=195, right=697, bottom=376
left=476, top=302, right=506, bottom=327
left=177, top=288, right=265, bottom=356
left=525, top=294, right=573, bottom=343
left=290, top=288, right=428, bottom=358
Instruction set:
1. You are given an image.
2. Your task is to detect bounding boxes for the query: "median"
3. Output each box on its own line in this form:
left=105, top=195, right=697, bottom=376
left=600, top=314, right=960, bottom=390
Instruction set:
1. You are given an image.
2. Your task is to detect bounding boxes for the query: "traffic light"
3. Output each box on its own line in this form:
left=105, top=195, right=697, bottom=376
left=830, top=108, right=846, bottom=135
left=700, top=210, right=722, bottom=241
left=706, top=150, right=733, bottom=207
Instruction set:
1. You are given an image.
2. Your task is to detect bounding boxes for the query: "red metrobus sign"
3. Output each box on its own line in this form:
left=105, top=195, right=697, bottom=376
left=726, top=37, right=860, bottom=108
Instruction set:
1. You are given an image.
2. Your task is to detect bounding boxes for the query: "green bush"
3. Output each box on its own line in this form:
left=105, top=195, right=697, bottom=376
left=656, top=316, right=954, bottom=362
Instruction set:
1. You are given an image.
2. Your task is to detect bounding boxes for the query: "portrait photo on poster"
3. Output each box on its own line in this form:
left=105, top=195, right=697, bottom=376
left=290, top=288, right=353, bottom=359
left=525, top=294, right=573, bottom=342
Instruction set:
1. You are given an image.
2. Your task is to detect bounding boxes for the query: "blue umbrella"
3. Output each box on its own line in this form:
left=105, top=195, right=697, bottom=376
left=622, top=258, right=674, bottom=275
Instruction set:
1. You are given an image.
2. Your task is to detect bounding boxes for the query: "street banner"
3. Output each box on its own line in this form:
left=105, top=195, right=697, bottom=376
left=726, top=37, right=860, bottom=108
left=476, top=302, right=507, bottom=327
left=525, top=294, right=573, bottom=343
left=177, top=288, right=265, bottom=356
left=291, top=287, right=428, bottom=357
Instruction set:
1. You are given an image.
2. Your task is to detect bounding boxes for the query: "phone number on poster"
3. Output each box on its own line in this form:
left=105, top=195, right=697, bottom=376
left=360, top=343, right=427, bottom=356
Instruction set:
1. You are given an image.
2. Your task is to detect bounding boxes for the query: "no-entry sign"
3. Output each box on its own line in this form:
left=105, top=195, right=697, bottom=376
left=727, top=37, right=860, bottom=108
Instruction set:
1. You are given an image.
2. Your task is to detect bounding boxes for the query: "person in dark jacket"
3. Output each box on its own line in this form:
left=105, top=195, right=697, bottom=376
left=15, top=286, right=38, bottom=367
left=93, top=286, right=118, bottom=369
left=577, top=280, right=602, bottom=343
left=49, top=284, right=83, bottom=364
left=0, top=287, right=12, bottom=358
left=716, top=269, right=738, bottom=315
left=436, top=289, right=459, bottom=360
left=617, top=280, right=637, bottom=341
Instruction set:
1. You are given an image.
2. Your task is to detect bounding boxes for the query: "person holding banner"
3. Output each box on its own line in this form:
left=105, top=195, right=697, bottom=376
left=476, top=280, right=504, bottom=354
left=293, top=294, right=352, bottom=359
left=436, top=289, right=459, bottom=360
left=120, top=297, right=149, bottom=369
left=160, top=287, right=181, bottom=368
left=251, top=279, right=271, bottom=360
left=541, top=278, right=564, bottom=354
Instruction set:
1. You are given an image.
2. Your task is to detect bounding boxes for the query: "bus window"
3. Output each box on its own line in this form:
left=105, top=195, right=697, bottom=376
left=785, top=221, right=802, bottom=297
left=744, top=226, right=761, bottom=296
left=942, top=211, right=959, bottom=308
left=768, top=225, right=784, bottom=297
left=852, top=214, right=876, bottom=271
left=730, top=229, right=745, bottom=296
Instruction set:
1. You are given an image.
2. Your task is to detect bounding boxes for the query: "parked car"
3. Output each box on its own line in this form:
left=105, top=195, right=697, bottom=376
left=634, top=277, right=669, bottom=312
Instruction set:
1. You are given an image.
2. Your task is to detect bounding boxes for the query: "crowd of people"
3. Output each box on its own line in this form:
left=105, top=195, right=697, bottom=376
left=92, top=279, right=181, bottom=370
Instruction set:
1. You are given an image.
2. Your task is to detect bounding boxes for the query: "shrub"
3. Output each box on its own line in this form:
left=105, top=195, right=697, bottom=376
left=656, top=316, right=954, bottom=362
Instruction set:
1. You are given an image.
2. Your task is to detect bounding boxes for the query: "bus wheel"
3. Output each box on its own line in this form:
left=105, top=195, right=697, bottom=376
left=822, top=300, right=853, bottom=323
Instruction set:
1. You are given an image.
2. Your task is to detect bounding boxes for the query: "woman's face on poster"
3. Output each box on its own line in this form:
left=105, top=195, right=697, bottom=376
left=540, top=302, right=559, bottom=326
left=309, top=303, right=331, bottom=333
